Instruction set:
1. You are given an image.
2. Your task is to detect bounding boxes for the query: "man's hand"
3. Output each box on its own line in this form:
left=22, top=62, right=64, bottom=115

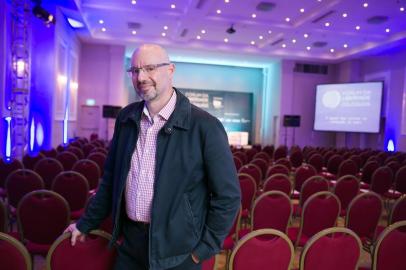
left=64, top=223, right=86, bottom=246
left=191, top=253, right=200, bottom=264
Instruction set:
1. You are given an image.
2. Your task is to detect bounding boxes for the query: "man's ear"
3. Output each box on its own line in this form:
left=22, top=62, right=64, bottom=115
left=168, top=63, right=175, bottom=77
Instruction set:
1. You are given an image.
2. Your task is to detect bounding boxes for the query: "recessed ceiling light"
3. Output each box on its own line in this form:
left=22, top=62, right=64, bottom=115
left=356, top=25, right=361, bottom=30
left=196, top=35, right=201, bottom=39
left=385, top=28, right=390, bottom=33
left=317, top=0, right=322, bottom=2
left=252, top=13, right=257, bottom=18
left=201, top=29, right=206, bottom=34
left=101, top=27, right=106, bottom=32
left=300, top=8, right=305, bottom=13
left=268, top=30, right=272, bottom=34
left=132, top=30, right=137, bottom=35
left=304, top=33, right=309, bottom=38
left=170, top=4, right=176, bottom=9
left=292, top=39, right=297, bottom=43
left=99, top=19, right=104, bottom=24
left=342, top=13, right=348, bottom=18
left=67, top=18, right=84, bottom=28
left=282, top=43, right=286, bottom=48
left=131, top=0, right=136, bottom=4
left=216, top=9, right=222, bottom=14
left=164, top=26, right=168, bottom=30
left=259, top=35, right=263, bottom=40
left=363, top=2, right=368, bottom=8
left=250, top=41, right=255, bottom=45
left=161, top=32, right=166, bottom=37
left=401, top=7, right=405, bottom=12
left=343, top=44, right=348, bottom=48
left=285, top=17, right=290, bottom=22
left=330, top=48, right=335, bottom=53
left=306, top=46, right=311, bottom=50
left=224, top=38, right=228, bottom=43
left=225, top=0, right=230, bottom=3
left=325, top=22, right=330, bottom=27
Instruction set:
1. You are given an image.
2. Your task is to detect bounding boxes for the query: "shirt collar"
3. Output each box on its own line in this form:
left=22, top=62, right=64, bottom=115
left=142, top=90, right=177, bottom=122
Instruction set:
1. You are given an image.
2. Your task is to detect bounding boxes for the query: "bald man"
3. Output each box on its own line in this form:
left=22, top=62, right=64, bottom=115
left=65, top=44, right=240, bottom=270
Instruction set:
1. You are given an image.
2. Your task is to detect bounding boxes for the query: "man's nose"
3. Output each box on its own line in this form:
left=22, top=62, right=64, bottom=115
left=137, top=69, right=148, bottom=81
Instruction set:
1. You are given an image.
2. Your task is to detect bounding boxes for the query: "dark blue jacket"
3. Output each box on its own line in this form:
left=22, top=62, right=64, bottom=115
left=77, top=89, right=241, bottom=269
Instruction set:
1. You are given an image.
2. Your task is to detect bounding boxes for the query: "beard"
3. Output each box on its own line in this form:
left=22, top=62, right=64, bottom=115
left=135, top=82, right=158, bottom=101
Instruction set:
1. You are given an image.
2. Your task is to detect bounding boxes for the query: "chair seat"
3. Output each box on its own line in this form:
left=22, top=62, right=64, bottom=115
left=360, top=182, right=370, bottom=189
left=71, top=208, right=85, bottom=220
left=222, top=236, right=234, bottom=250
left=287, top=227, right=309, bottom=246
left=320, top=172, right=336, bottom=181
left=26, top=241, right=51, bottom=256
left=238, top=228, right=250, bottom=240
left=375, top=225, right=386, bottom=238
left=291, top=190, right=300, bottom=199
left=384, top=190, right=402, bottom=200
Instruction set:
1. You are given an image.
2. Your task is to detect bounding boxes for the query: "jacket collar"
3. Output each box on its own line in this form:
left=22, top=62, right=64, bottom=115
left=120, top=87, right=190, bottom=130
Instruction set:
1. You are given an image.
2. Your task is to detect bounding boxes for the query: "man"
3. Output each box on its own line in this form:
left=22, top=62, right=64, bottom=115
left=65, top=44, right=241, bottom=270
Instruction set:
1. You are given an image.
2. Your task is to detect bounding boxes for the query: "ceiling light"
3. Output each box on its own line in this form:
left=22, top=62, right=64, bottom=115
left=292, top=39, right=297, bottom=43
left=355, top=25, right=361, bottom=30
left=252, top=13, right=257, bottom=18
left=304, top=33, right=309, bottom=38
left=363, top=2, right=368, bottom=8
left=401, top=7, right=405, bottom=12
left=306, top=46, right=311, bottom=50
left=101, top=27, right=106, bottom=32
left=343, top=44, right=348, bottom=48
left=282, top=44, right=286, bottom=48
left=201, top=29, right=206, bottom=34
left=161, top=32, right=166, bottom=36
left=67, top=18, right=84, bottom=28
left=285, top=17, right=290, bottom=22
left=330, top=48, right=335, bottom=53
left=300, top=8, right=305, bottom=13
left=224, top=38, right=228, bottom=43
left=385, top=28, right=390, bottom=33
left=170, top=4, right=176, bottom=9
left=268, top=30, right=272, bottom=34
left=164, top=26, right=168, bottom=30
left=342, top=13, right=348, bottom=18
left=259, top=35, right=263, bottom=39
left=225, top=0, right=230, bottom=2
left=250, top=41, right=255, bottom=45
left=131, top=0, right=136, bottom=4
left=216, top=9, right=222, bottom=14
left=99, top=19, right=104, bottom=24
left=132, top=30, right=137, bottom=35
left=196, top=35, right=201, bottom=39
left=325, top=22, right=330, bottom=27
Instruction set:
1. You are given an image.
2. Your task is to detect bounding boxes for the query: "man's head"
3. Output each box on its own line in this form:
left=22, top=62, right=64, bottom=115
left=129, top=44, right=175, bottom=103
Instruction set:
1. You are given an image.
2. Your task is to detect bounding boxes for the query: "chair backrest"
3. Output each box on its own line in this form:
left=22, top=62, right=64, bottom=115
left=34, top=158, right=64, bottom=189
left=370, top=166, right=393, bottom=196
left=229, top=229, right=294, bottom=270
left=333, top=175, right=360, bottom=212
left=52, top=171, right=89, bottom=212
left=0, top=232, right=32, bottom=270
left=72, top=159, right=101, bottom=190
left=17, top=190, right=70, bottom=245
left=46, top=230, right=117, bottom=270
left=275, top=158, right=292, bottom=171
left=289, top=150, right=303, bottom=168
left=349, top=155, right=362, bottom=169
left=361, top=161, right=380, bottom=184
left=22, top=153, right=45, bottom=170
left=245, top=148, right=258, bottom=163
left=386, top=160, right=401, bottom=176
left=300, top=227, right=362, bottom=270
left=0, top=158, right=24, bottom=189
left=323, top=151, right=335, bottom=167
left=297, top=191, right=341, bottom=246
left=261, top=146, right=274, bottom=159
left=326, top=154, right=344, bottom=175
left=90, top=147, right=108, bottom=155
left=337, top=159, right=359, bottom=177
left=263, top=173, right=292, bottom=196
left=0, top=199, right=7, bottom=233
left=308, top=154, right=324, bottom=173
left=372, top=220, right=406, bottom=270
left=250, top=158, right=268, bottom=180
left=234, top=151, right=248, bottom=165
left=40, top=148, right=58, bottom=158
left=238, top=174, right=257, bottom=214
left=389, top=195, right=406, bottom=225
left=299, top=176, right=329, bottom=207
left=266, top=164, right=289, bottom=179
left=66, top=146, right=85, bottom=160
left=251, top=191, right=292, bottom=233
left=6, top=169, right=45, bottom=208
left=87, top=152, right=107, bottom=176
left=238, top=164, right=262, bottom=187
left=346, top=192, right=383, bottom=241
left=273, top=146, right=288, bottom=162
left=294, top=164, right=317, bottom=193
left=394, top=165, right=406, bottom=194
left=56, top=151, right=79, bottom=170
left=82, top=143, right=96, bottom=157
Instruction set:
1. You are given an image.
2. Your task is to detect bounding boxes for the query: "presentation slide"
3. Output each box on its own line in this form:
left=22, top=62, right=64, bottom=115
left=314, top=82, right=383, bottom=133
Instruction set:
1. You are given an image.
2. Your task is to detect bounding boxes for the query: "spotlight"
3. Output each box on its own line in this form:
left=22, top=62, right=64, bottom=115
left=226, top=24, right=236, bottom=34
left=33, top=4, right=56, bottom=25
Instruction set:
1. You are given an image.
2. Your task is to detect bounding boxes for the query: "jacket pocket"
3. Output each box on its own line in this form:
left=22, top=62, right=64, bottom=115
left=184, top=195, right=199, bottom=239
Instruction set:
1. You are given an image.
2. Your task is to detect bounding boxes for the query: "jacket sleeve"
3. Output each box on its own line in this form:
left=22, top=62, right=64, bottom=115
left=76, top=113, right=121, bottom=234
left=193, top=117, right=241, bottom=260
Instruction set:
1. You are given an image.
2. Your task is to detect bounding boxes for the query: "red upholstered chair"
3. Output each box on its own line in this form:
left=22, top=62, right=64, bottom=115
left=90, top=147, right=108, bottom=155
left=40, top=148, right=58, bottom=158
left=238, top=164, right=262, bottom=187
left=273, top=146, right=288, bottom=162
left=323, top=154, right=344, bottom=179
left=22, top=153, right=45, bottom=170
left=294, top=176, right=329, bottom=216
left=46, top=230, right=117, bottom=270
left=56, top=151, right=79, bottom=170
left=300, top=227, right=362, bottom=270
left=261, top=146, right=274, bottom=159
left=370, top=166, right=393, bottom=196
left=361, top=161, right=380, bottom=187
left=266, top=164, right=289, bottom=179
left=52, top=171, right=89, bottom=220
left=238, top=174, right=257, bottom=221
left=34, top=158, right=64, bottom=189
left=72, top=159, right=101, bottom=191
left=229, top=229, right=294, bottom=270
left=345, top=192, right=383, bottom=247
left=275, top=158, right=292, bottom=171
left=263, top=174, right=292, bottom=196
left=323, top=151, right=335, bottom=167
left=308, top=153, right=324, bottom=173
left=202, top=255, right=216, bottom=270
left=233, top=156, right=243, bottom=171
left=6, top=169, right=45, bottom=210
left=292, top=165, right=317, bottom=199
left=0, top=199, right=8, bottom=233
left=87, top=152, right=107, bottom=176
left=0, top=158, right=23, bottom=197
left=289, top=150, right=303, bottom=168
left=337, top=159, right=359, bottom=178
left=389, top=195, right=406, bottom=225
left=371, top=221, right=406, bottom=270
left=222, top=207, right=241, bottom=263
left=333, top=175, right=360, bottom=216
left=288, top=191, right=340, bottom=247
left=386, top=160, right=401, bottom=176
left=69, top=141, right=83, bottom=149
left=393, top=165, right=406, bottom=196
left=67, top=146, right=85, bottom=160
left=0, top=232, right=32, bottom=270
left=250, top=191, right=292, bottom=233
left=245, top=148, right=258, bottom=163
left=17, top=190, right=70, bottom=256
left=234, top=151, right=248, bottom=165
left=82, top=143, right=96, bottom=157
left=250, top=158, right=268, bottom=180
left=252, top=151, right=271, bottom=163
left=350, top=155, right=362, bottom=169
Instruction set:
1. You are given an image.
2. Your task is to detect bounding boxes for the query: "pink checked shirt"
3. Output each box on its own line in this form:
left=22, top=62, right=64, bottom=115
left=125, top=90, right=177, bottom=222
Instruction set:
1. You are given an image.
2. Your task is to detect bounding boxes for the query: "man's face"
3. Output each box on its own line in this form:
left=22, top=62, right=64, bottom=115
left=130, top=47, right=174, bottom=102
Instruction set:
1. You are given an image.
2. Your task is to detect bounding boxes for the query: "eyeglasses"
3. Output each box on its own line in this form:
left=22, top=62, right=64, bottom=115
left=126, top=63, right=170, bottom=76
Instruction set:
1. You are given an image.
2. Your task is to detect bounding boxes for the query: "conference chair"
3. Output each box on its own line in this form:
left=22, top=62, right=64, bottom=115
left=238, top=164, right=262, bottom=187
left=234, top=151, right=248, bottom=165
left=245, top=148, right=258, bottom=163
left=34, top=158, right=64, bottom=189
left=333, top=175, right=360, bottom=216
left=360, top=161, right=380, bottom=187
left=56, top=151, right=79, bottom=170
left=252, top=151, right=271, bottom=163
left=261, top=146, right=274, bottom=160
left=266, top=164, right=290, bottom=179
left=66, top=146, right=85, bottom=160
left=250, top=158, right=269, bottom=180
left=275, top=158, right=292, bottom=171
left=294, top=176, right=329, bottom=217
left=292, top=164, right=317, bottom=199
left=289, top=149, right=303, bottom=168
left=229, top=229, right=294, bottom=270
left=72, top=159, right=101, bottom=191
left=0, top=232, right=32, bottom=270
left=46, top=230, right=117, bottom=270
left=307, top=153, right=324, bottom=173
left=40, top=148, right=58, bottom=158
left=273, top=145, right=288, bottom=162
left=233, top=156, right=243, bottom=171
left=202, top=255, right=216, bottom=270
left=299, top=227, right=362, bottom=270
left=337, top=159, right=359, bottom=178
left=22, top=152, right=45, bottom=170
left=0, top=199, right=7, bottom=233
left=0, top=158, right=23, bottom=198
left=370, top=166, right=393, bottom=197
left=238, top=174, right=257, bottom=221
left=87, top=152, right=107, bottom=176
left=262, top=174, right=292, bottom=196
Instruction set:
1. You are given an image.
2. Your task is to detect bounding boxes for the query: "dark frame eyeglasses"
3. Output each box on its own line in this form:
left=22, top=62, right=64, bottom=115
left=126, top=63, right=171, bottom=75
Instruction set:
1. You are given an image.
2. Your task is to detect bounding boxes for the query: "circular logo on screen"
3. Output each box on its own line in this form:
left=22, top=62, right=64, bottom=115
left=322, top=91, right=341, bottom=108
